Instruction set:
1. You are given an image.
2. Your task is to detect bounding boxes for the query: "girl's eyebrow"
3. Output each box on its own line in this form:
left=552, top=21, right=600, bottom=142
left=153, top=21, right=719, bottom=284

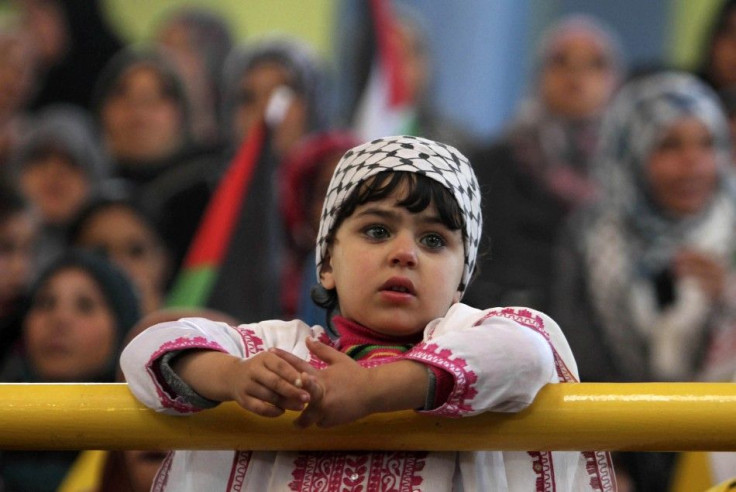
left=354, top=205, right=447, bottom=227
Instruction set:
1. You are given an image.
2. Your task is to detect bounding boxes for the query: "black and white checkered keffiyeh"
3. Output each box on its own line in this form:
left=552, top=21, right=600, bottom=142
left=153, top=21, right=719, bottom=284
left=315, top=135, right=482, bottom=294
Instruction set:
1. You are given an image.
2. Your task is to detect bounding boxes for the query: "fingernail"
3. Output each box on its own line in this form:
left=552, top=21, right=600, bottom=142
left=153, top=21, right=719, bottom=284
left=294, top=377, right=303, bottom=388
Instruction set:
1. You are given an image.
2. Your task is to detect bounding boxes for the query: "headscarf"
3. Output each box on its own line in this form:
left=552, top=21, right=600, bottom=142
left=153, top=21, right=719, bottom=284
left=220, top=36, right=331, bottom=141
left=594, top=71, right=734, bottom=257
left=91, top=46, right=193, bottom=145
left=504, top=14, right=625, bottom=209
left=9, top=104, right=109, bottom=184
left=316, top=135, right=482, bottom=295
left=575, top=71, right=736, bottom=381
left=26, top=249, right=142, bottom=382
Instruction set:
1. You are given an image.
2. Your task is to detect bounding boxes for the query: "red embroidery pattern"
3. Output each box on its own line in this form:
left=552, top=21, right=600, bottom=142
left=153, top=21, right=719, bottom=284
left=226, top=451, right=253, bottom=491
left=233, top=326, right=265, bottom=358
left=583, top=450, right=617, bottom=492
left=527, top=451, right=557, bottom=492
left=146, top=336, right=226, bottom=413
left=480, top=308, right=617, bottom=491
left=403, top=342, right=478, bottom=417
left=151, top=451, right=174, bottom=492
left=475, top=308, right=577, bottom=383
left=289, top=452, right=426, bottom=492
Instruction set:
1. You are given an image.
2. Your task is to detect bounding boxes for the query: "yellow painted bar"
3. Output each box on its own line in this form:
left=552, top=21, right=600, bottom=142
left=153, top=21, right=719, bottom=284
left=0, top=382, right=735, bottom=451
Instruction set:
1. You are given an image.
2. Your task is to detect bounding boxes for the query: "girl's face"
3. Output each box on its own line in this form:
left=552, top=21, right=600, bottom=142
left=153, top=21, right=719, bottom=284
left=646, top=117, right=719, bottom=217
left=19, top=153, right=90, bottom=225
left=101, top=65, right=184, bottom=163
left=0, top=211, right=36, bottom=302
left=24, top=267, right=117, bottom=381
left=540, top=32, right=616, bottom=119
left=75, top=205, right=168, bottom=313
left=320, top=185, right=465, bottom=337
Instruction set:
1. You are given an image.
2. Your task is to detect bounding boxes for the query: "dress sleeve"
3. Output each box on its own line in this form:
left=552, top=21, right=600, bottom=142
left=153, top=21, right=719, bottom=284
left=403, top=304, right=561, bottom=418
left=120, top=317, right=267, bottom=415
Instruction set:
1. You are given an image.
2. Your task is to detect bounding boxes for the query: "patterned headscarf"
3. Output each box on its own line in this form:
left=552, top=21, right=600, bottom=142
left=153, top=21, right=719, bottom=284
left=315, top=135, right=482, bottom=293
left=595, top=71, right=734, bottom=242
left=575, top=71, right=736, bottom=381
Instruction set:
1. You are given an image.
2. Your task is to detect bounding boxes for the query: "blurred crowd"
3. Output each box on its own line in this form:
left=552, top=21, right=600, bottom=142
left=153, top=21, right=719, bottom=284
left=1, top=0, right=736, bottom=491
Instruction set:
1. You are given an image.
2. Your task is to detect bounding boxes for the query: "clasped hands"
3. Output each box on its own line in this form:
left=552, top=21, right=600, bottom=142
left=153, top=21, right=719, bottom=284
left=228, top=337, right=377, bottom=429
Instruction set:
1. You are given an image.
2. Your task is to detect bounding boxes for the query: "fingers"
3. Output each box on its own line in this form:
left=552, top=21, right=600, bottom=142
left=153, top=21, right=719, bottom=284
left=231, top=353, right=311, bottom=416
left=305, top=337, right=348, bottom=365
left=269, top=348, right=317, bottom=376
left=293, top=374, right=326, bottom=429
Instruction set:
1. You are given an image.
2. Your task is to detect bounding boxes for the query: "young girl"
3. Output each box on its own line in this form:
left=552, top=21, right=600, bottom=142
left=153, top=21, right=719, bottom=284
left=121, top=135, right=615, bottom=491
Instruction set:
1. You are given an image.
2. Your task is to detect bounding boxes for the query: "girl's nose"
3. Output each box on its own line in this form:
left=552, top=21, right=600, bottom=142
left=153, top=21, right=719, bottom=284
left=389, top=235, right=418, bottom=267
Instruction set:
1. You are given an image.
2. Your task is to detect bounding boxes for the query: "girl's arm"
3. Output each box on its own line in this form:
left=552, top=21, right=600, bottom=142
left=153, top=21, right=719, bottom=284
left=120, top=317, right=312, bottom=416
left=403, top=303, right=560, bottom=418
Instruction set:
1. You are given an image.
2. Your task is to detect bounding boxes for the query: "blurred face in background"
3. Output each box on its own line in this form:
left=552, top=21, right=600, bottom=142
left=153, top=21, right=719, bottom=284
left=0, top=31, right=36, bottom=118
left=24, top=267, right=117, bottom=381
left=646, top=117, right=719, bottom=218
left=232, top=60, right=307, bottom=157
left=0, top=209, right=36, bottom=304
left=19, top=152, right=90, bottom=225
left=540, top=31, right=617, bottom=120
left=74, top=204, right=169, bottom=314
left=709, top=9, right=736, bottom=89
left=101, top=65, right=184, bottom=163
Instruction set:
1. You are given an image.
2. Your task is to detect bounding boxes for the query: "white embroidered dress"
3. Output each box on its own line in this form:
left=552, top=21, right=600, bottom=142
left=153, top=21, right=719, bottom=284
left=121, top=304, right=616, bottom=491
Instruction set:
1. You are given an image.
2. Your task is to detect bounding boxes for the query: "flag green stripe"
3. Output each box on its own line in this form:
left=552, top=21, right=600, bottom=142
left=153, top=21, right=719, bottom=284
left=166, top=267, right=218, bottom=308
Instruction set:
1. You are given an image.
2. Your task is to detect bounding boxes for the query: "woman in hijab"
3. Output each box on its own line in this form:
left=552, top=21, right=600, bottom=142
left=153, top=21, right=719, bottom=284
left=550, top=71, right=736, bottom=491
left=93, top=47, right=196, bottom=191
left=463, top=14, right=624, bottom=312
left=0, top=249, right=141, bottom=492
left=8, top=104, right=110, bottom=269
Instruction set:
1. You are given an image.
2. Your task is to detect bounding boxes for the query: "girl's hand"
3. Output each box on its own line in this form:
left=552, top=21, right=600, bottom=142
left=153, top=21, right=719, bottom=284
left=172, top=350, right=311, bottom=418
left=272, top=338, right=373, bottom=428
left=272, top=338, right=430, bottom=429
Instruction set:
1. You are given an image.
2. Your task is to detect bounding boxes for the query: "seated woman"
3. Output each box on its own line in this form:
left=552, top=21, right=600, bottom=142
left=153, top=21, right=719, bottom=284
left=550, top=71, right=736, bottom=491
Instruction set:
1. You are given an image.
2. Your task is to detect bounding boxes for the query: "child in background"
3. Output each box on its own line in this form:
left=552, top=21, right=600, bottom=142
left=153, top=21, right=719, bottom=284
left=121, top=135, right=615, bottom=491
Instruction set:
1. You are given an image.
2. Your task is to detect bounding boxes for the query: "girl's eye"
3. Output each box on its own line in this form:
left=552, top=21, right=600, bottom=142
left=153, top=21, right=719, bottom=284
left=420, top=233, right=446, bottom=249
left=364, top=225, right=390, bottom=240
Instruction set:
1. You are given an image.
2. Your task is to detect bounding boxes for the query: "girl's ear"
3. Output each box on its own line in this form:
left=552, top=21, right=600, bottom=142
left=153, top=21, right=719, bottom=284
left=318, top=252, right=335, bottom=290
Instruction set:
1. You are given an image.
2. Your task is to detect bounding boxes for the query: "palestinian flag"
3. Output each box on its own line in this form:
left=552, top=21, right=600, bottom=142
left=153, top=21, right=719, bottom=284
left=352, top=0, right=416, bottom=140
left=166, top=121, right=283, bottom=322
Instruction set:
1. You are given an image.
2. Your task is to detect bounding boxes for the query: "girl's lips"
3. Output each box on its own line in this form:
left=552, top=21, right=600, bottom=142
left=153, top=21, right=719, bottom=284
left=379, top=277, right=416, bottom=295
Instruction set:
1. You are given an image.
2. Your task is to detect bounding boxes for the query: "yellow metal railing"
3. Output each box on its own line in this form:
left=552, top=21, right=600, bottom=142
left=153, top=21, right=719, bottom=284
left=1, top=382, right=735, bottom=451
